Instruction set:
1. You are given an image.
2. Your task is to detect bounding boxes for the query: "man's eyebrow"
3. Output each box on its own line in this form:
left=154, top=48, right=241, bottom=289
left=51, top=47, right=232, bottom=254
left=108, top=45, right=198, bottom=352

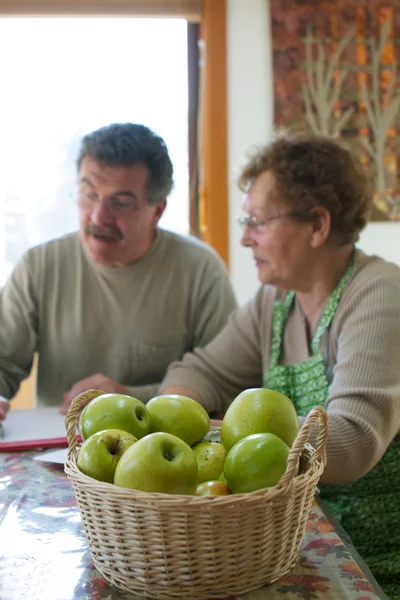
left=79, top=176, right=95, bottom=187
left=112, top=190, right=137, bottom=200
left=78, top=178, right=137, bottom=201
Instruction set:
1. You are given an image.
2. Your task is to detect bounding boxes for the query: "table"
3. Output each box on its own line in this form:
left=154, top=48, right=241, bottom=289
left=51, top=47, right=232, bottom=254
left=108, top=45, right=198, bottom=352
left=0, top=449, right=387, bottom=600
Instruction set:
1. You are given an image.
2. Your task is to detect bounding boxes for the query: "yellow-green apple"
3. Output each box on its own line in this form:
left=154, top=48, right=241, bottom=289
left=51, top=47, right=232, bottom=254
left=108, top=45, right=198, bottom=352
left=223, top=432, right=290, bottom=494
left=77, top=429, right=137, bottom=483
left=221, top=388, right=299, bottom=451
left=195, top=480, right=232, bottom=496
left=114, top=432, right=198, bottom=494
left=146, top=394, right=210, bottom=446
left=192, top=441, right=227, bottom=483
left=218, top=472, right=227, bottom=483
left=79, top=393, right=151, bottom=441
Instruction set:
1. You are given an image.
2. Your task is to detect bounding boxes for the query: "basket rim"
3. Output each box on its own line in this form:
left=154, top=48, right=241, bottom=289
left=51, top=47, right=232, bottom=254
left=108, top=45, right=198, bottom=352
left=65, top=441, right=325, bottom=506
left=65, top=394, right=328, bottom=505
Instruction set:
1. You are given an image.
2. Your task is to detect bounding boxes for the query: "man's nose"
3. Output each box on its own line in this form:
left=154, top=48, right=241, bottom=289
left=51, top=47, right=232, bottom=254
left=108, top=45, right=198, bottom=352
left=90, top=200, right=114, bottom=224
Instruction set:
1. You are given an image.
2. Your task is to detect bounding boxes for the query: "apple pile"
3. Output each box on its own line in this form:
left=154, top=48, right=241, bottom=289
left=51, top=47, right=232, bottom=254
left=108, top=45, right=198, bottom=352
left=76, top=388, right=300, bottom=496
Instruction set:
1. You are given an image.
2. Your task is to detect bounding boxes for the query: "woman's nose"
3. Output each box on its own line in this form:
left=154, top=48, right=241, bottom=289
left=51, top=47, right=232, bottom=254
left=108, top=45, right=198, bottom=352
left=240, top=228, right=255, bottom=248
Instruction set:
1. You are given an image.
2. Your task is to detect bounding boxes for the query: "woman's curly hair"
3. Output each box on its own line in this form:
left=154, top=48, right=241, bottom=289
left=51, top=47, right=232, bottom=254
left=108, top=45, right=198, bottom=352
left=238, top=130, right=372, bottom=245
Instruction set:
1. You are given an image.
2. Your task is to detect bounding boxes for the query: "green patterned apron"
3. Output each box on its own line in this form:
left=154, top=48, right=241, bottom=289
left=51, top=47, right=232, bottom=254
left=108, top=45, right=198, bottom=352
left=263, top=260, right=400, bottom=599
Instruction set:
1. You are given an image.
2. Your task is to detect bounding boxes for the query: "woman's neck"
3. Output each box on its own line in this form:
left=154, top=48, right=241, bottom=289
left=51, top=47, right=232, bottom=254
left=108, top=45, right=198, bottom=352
left=295, top=245, right=354, bottom=325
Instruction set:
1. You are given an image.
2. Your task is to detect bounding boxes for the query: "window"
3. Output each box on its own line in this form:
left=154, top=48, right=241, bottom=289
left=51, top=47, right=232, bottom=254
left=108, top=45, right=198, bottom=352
left=0, top=17, right=189, bottom=285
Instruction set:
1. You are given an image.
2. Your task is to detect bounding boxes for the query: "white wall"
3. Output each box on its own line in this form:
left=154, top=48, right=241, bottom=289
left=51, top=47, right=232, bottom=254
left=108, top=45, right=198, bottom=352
left=357, top=222, right=400, bottom=266
left=227, top=0, right=400, bottom=305
left=227, top=0, right=273, bottom=305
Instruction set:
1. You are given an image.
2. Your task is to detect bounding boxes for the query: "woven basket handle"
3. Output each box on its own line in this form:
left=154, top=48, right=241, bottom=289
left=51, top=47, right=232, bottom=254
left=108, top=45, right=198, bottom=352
left=278, top=406, right=328, bottom=488
left=65, top=388, right=105, bottom=454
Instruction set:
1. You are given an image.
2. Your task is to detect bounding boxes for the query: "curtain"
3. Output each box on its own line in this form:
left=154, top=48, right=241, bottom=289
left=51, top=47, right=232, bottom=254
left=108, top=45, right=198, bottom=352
left=197, top=0, right=229, bottom=267
left=188, top=22, right=200, bottom=237
left=0, top=0, right=201, bottom=20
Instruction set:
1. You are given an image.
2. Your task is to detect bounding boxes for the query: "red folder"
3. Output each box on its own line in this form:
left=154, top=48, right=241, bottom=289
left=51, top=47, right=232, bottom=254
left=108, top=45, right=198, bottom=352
left=0, top=435, right=82, bottom=452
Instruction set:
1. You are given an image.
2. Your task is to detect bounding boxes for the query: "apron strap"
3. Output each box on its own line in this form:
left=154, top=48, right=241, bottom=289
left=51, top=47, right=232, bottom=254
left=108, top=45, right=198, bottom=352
left=269, top=291, right=295, bottom=368
left=269, top=252, right=355, bottom=367
left=310, top=253, right=355, bottom=353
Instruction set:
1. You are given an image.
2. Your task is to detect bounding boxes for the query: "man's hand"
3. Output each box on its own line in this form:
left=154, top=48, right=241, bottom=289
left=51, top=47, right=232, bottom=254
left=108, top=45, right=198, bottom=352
left=60, top=374, right=129, bottom=415
left=0, top=397, right=10, bottom=421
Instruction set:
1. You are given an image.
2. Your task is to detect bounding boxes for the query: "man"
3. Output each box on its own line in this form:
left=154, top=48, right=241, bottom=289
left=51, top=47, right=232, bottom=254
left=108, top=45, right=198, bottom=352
left=0, top=123, right=236, bottom=420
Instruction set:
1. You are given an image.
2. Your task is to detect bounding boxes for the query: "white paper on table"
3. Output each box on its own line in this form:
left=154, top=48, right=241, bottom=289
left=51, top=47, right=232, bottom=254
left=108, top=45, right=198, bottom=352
left=33, top=447, right=69, bottom=464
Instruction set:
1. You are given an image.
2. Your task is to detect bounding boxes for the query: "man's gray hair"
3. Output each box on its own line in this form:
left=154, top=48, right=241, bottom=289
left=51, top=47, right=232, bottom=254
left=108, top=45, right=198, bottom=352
left=77, top=123, right=174, bottom=205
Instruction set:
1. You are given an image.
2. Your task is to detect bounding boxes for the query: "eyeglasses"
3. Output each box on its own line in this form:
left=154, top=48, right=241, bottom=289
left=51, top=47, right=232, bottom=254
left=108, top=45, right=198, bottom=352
left=78, top=191, right=136, bottom=216
left=237, top=211, right=307, bottom=232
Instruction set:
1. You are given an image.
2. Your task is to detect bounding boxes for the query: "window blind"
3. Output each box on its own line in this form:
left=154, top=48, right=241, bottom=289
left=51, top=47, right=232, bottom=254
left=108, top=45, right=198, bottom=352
left=0, top=0, right=201, bottom=21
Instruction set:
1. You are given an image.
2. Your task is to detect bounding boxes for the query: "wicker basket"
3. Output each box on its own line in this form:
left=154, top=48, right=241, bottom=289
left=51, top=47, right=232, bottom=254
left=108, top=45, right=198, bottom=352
left=65, top=389, right=328, bottom=600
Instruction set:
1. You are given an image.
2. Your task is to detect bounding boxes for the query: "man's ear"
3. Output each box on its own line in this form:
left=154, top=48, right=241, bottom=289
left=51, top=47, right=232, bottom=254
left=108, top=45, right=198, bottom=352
left=309, top=206, right=331, bottom=248
left=152, top=198, right=167, bottom=226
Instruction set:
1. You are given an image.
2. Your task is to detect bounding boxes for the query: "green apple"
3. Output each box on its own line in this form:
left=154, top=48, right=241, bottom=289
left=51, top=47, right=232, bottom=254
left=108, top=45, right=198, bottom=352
left=224, top=432, right=290, bottom=494
left=195, top=480, right=232, bottom=496
left=114, top=432, right=198, bottom=494
left=221, top=388, right=299, bottom=451
left=192, top=441, right=227, bottom=483
left=79, top=393, right=151, bottom=441
left=218, top=471, right=227, bottom=483
left=77, top=429, right=137, bottom=483
left=146, top=394, right=210, bottom=447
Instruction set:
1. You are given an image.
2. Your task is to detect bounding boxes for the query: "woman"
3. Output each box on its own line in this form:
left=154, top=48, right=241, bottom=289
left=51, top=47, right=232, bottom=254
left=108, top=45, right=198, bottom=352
left=161, top=131, right=400, bottom=598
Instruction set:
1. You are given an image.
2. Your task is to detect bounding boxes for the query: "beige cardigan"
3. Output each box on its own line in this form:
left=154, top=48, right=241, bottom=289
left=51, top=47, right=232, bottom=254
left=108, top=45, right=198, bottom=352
left=161, top=251, right=400, bottom=485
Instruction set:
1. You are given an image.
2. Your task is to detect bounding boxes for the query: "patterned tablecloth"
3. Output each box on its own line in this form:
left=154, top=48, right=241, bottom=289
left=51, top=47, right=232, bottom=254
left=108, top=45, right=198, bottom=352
left=0, top=450, right=387, bottom=600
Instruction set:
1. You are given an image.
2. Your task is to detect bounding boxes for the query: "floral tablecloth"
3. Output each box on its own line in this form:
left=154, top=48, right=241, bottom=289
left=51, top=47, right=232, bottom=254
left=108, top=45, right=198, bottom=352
left=0, top=450, right=386, bottom=600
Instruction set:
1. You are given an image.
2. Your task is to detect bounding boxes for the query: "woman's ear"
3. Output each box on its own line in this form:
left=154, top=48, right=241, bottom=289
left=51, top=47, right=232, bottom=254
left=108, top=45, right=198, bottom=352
left=309, top=206, right=331, bottom=248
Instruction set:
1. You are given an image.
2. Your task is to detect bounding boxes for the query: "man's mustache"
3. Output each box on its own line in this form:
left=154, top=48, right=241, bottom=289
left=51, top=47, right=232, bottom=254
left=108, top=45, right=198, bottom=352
left=85, top=223, right=123, bottom=241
